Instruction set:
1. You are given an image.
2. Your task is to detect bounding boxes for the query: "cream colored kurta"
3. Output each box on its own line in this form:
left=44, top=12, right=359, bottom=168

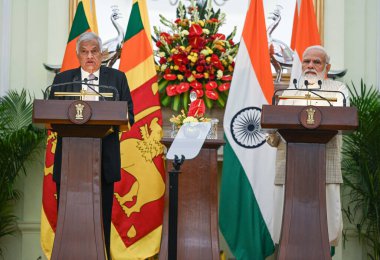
left=268, top=79, right=349, bottom=246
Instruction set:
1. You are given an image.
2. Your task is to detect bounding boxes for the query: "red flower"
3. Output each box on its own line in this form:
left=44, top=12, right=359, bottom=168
left=189, top=24, right=203, bottom=36
left=156, top=41, right=163, bottom=47
left=178, top=65, right=187, bottom=72
left=213, top=33, right=226, bottom=40
left=205, top=81, right=218, bottom=90
left=160, top=32, right=172, bottom=44
left=196, top=65, right=204, bottom=73
left=221, top=75, right=232, bottom=81
left=172, top=54, right=189, bottom=66
left=194, top=73, right=204, bottom=79
left=206, top=90, right=219, bottom=100
left=190, top=81, right=202, bottom=90
left=208, top=18, right=219, bottom=23
left=194, top=89, right=204, bottom=98
left=163, top=74, right=177, bottom=81
left=211, top=54, right=224, bottom=70
left=189, top=36, right=205, bottom=49
left=166, top=85, right=178, bottom=96
left=159, top=57, right=167, bottom=64
left=176, top=82, right=190, bottom=93
left=218, top=83, right=231, bottom=91
left=184, top=70, right=192, bottom=78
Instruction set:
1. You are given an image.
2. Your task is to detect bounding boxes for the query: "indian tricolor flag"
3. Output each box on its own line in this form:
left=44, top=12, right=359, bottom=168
left=290, top=0, right=321, bottom=83
left=40, top=1, right=97, bottom=258
left=290, top=1, right=298, bottom=51
left=112, top=0, right=165, bottom=259
left=219, top=0, right=276, bottom=259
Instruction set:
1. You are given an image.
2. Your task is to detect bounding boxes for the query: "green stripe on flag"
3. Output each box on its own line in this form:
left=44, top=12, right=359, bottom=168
left=67, top=2, right=90, bottom=42
left=219, top=138, right=274, bottom=260
left=124, top=2, right=144, bottom=41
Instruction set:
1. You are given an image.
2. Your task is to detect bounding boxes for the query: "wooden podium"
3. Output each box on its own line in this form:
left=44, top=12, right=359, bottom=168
left=158, top=138, right=224, bottom=260
left=33, top=99, right=130, bottom=260
left=261, top=105, right=358, bottom=260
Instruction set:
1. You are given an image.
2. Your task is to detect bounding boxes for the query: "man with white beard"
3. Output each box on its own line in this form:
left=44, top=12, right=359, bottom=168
left=267, top=45, right=349, bottom=248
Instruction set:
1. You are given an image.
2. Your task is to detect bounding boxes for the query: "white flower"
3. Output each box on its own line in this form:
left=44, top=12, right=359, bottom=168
left=183, top=116, right=199, bottom=123
left=216, top=70, right=223, bottom=79
left=159, top=52, right=166, bottom=57
left=202, top=29, right=210, bottom=35
left=181, top=30, right=189, bottom=36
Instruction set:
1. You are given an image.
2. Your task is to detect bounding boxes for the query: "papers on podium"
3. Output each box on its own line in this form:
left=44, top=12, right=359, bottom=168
left=166, top=122, right=211, bottom=160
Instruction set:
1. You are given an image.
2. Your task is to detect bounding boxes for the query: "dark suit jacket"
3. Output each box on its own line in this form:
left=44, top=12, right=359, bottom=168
left=49, top=66, right=134, bottom=184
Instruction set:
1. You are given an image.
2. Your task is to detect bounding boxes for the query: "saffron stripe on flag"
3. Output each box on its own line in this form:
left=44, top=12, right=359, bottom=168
left=290, top=0, right=321, bottom=83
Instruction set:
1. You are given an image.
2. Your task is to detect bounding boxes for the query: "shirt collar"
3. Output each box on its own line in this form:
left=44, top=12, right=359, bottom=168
left=81, top=68, right=100, bottom=81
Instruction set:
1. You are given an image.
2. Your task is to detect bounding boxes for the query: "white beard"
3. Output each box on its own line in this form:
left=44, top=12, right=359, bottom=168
left=301, top=69, right=326, bottom=89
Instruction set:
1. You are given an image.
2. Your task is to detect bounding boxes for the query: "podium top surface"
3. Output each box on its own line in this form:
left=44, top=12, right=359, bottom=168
left=261, top=104, right=358, bottom=131
left=33, top=99, right=130, bottom=126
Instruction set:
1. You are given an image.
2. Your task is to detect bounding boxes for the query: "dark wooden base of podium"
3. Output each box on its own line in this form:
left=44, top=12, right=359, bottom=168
left=278, top=130, right=336, bottom=260
left=159, top=138, right=224, bottom=260
left=52, top=137, right=106, bottom=260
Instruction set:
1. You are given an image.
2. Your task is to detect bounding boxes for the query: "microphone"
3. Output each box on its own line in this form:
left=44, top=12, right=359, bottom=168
left=45, top=76, right=120, bottom=101
left=44, top=75, right=84, bottom=99
left=272, top=79, right=298, bottom=105
left=83, top=77, right=106, bottom=101
left=304, top=79, right=349, bottom=107
left=317, top=80, right=347, bottom=107
left=83, top=79, right=120, bottom=101
left=293, top=78, right=298, bottom=89
left=304, top=79, right=332, bottom=106
left=318, top=80, right=322, bottom=89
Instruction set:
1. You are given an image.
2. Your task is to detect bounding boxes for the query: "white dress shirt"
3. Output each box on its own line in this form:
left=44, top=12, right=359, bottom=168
left=81, top=68, right=100, bottom=101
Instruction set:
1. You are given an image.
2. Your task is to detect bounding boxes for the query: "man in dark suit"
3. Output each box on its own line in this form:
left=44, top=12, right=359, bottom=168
left=49, top=32, right=134, bottom=259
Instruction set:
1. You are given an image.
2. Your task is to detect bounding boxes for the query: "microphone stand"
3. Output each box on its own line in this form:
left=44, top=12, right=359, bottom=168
left=168, top=154, right=185, bottom=260
left=272, top=79, right=347, bottom=107
left=304, top=80, right=333, bottom=106
left=83, top=79, right=106, bottom=101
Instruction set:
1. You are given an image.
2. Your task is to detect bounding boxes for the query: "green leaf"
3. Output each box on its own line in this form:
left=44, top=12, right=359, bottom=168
left=204, top=96, right=213, bottom=109
left=0, top=89, right=46, bottom=246
left=216, top=94, right=226, bottom=107
left=171, top=95, right=181, bottom=112
left=160, top=94, right=171, bottom=107
left=158, top=79, right=170, bottom=93
left=341, top=80, right=380, bottom=259
left=182, top=92, right=189, bottom=112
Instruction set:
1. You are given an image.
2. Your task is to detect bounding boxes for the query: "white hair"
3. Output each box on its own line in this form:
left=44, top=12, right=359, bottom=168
left=303, top=45, right=330, bottom=64
left=76, top=32, right=102, bottom=54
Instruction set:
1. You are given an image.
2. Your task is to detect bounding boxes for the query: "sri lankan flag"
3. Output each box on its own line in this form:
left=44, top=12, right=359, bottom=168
left=111, top=0, right=166, bottom=258
left=40, top=1, right=97, bottom=258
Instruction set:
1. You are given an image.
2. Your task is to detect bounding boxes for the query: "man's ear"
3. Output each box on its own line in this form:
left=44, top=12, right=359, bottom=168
left=324, top=63, right=331, bottom=78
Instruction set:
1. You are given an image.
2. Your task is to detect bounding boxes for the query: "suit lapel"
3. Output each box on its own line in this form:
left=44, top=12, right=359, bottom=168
left=99, top=66, right=108, bottom=87
left=99, top=66, right=113, bottom=101
left=72, top=68, right=82, bottom=93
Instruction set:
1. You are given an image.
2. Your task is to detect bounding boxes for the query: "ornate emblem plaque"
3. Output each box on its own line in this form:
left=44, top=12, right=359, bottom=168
left=68, top=100, right=92, bottom=124
left=299, top=106, right=322, bottom=129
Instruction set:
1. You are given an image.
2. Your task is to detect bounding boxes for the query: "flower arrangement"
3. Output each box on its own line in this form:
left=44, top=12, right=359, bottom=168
left=154, top=0, right=239, bottom=112
left=169, top=109, right=211, bottom=130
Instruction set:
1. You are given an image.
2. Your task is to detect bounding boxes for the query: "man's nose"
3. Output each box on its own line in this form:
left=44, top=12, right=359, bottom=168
left=306, top=61, right=314, bottom=68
